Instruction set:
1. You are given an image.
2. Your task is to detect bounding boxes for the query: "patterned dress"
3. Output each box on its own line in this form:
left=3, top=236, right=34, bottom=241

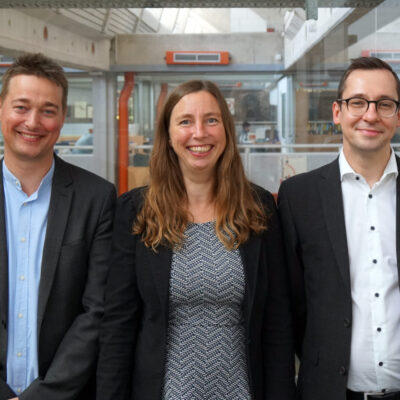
left=162, top=221, right=251, bottom=400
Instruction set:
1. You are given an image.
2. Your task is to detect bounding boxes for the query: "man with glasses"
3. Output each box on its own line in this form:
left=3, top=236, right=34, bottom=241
left=278, top=57, right=400, bottom=400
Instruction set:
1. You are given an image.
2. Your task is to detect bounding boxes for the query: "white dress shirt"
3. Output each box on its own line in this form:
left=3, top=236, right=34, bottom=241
left=339, top=150, right=400, bottom=392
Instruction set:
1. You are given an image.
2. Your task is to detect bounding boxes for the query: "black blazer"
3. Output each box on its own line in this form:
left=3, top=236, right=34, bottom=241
left=0, top=155, right=116, bottom=400
left=278, top=157, right=400, bottom=400
left=97, top=185, right=295, bottom=400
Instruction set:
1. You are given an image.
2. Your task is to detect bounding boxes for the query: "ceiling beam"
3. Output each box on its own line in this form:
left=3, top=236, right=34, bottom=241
left=0, top=9, right=111, bottom=69
left=0, top=0, right=384, bottom=8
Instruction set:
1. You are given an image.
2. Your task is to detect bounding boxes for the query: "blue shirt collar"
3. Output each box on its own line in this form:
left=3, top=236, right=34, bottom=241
left=2, top=159, right=55, bottom=198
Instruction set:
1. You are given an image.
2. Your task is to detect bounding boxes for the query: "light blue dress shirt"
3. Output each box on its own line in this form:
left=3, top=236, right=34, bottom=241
left=3, top=160, right=54, bottom=395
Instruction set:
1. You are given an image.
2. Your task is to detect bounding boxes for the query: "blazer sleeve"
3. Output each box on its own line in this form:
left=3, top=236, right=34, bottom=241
left=277, top=180, right=307, bottom=358
left=19, top=184, right=116, bottom=400
left=260, top=190, right=296, bottom=399
left=96, top=191, right=143, bottom=400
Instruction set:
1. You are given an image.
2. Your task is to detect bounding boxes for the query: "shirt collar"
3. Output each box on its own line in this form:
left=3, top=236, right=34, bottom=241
left=2, top=159, right=55, bottom=196
left=339, top=148, right=398, bottom=182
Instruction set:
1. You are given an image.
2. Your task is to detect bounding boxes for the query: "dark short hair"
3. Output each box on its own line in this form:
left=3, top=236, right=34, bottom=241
left=0, top=53, right=68, bottom=111
left=337, top=56, right=400, bottom=100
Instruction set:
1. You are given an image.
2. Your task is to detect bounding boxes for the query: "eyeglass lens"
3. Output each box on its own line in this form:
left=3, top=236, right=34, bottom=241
left=347, top=98, right=398, bottom=117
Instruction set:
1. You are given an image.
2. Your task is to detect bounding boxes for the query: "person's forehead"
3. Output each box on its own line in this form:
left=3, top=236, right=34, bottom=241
left=7, top=74, right=63, bottom=102
left=172, top=91, right=221, bottom=114
left=343, top=68, right=397, bottom=94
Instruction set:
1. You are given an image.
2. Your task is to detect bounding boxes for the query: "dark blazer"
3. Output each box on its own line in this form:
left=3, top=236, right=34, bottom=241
left=97, top=186, right=295, bottom=400
left=278, top=157, right=400, bottom=400
left=0, top=155, right=116, bottom=400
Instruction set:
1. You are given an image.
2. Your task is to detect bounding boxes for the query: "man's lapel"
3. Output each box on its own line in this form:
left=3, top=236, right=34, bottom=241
left=37, top=156, right=73, bottom=334
left=395, top=155, right=400, bottom=287
left=319, top=159, right=351, bottom=293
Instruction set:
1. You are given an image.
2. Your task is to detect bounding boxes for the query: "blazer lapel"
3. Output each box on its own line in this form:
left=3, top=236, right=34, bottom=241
left=395, top=156, right=400, bottom=286
left=319, top=159, right=351, bottom=293
left=240, top=234, right=261, bottom=328
left=37, top=156, right=73, bottom=334
left=147, top=245, right=172, bottom=320
left=0, top=162, right=9, bottom=366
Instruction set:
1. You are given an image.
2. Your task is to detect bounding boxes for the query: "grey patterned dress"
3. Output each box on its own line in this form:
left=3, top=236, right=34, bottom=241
left=162, top=221, right=251, bottom=400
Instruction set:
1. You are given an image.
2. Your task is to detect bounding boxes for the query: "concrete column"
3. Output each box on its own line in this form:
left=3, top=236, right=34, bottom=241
left=92, top=72, right=117, bottom=182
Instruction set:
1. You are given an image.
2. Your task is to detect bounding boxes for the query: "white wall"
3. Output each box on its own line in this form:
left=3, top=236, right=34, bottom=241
left=114, top=32, right=283, bottom=67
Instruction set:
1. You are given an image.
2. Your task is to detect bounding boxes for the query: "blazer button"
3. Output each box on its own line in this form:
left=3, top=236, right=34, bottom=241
left=344, top=318, right=351, bottom=328
left=339, top=366, right=347, bottom=376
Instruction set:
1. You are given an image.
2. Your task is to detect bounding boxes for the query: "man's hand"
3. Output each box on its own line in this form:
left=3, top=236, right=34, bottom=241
left=9, top=397, right=18, bottom=399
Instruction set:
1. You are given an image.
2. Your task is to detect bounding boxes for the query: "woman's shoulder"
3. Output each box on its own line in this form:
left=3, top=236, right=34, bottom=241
left=117, top=186, right=148, bottom=213
left=249, top=183, right=275, bottom=208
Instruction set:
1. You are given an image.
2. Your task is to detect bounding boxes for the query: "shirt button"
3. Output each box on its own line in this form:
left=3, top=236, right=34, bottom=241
left=17, top=313, right=23, bottom=319
left=370, top=226, right=375, bottom=230
left=339, top=366, right=347, bottom=376
left=20, top=237, right=26, bottom=243
left=379, top=362, right=383, bottom=366
left=19, top=275, right=25, bottom=281
left=17, top=352, right=22, bottom=357
left=355, top=176, right=360, bottom=180
left=368, top=194, right=373, bottom=199
left=16, top=388, right=21, bottom=393
left=373, top=259, right=377, bottom=264
left=375, top=293, right=380, bottom=297
left=377, top=327, right=382, bottom=332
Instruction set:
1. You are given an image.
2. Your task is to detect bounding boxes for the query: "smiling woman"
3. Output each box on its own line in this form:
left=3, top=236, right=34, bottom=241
left=97, top=80, right=295, bottom=400
left=168, top=90, right=227, bottom=188
left=136, top=80, right=266, bottom=247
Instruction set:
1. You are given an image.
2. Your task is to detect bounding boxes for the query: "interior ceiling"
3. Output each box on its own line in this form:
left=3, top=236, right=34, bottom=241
left=1, top=0, right=386, bottom=37
left=21, top=8, right=287, bottom=38
left=0, top=0, right=385, bottom=7
left=0, top=0, right=387, bottom=64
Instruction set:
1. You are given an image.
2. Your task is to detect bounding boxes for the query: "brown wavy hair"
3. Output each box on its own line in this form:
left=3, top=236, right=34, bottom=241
left=134, top=80, right=267, bottom=250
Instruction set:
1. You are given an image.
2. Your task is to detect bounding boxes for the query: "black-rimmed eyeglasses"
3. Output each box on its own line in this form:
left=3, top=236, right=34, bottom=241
left=336, top=97, right=400, bottom=118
